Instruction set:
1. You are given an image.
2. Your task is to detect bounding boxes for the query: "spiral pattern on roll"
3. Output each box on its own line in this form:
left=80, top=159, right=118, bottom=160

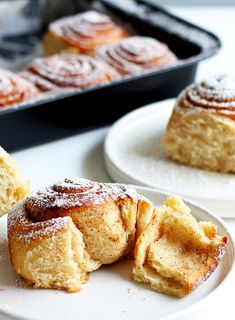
left=27, top=54, right=117, bottom=89
left=177, top=75, right=235, bottom=117
left=96, top=36, right=177, bottom=75
left=49, top=11, right=128, bottom=54
left=0, top=70, right=37, bottom=108
left=25, top=178, right=137, bottom=222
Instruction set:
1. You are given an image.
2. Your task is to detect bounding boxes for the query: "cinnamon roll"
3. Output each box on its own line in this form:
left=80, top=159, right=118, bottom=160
left=133, top=197, right=227, bottom=297
left=25, top=54, right=118, bottom=90
left=44, top=11, right=129, bottom=56
left=96, top=36, right=177, bottom=76
left=8, top=178, right=153, bottom=292
left=0, top=69, right=37, bottom=108
left=163, top=74, right=235, bottom=173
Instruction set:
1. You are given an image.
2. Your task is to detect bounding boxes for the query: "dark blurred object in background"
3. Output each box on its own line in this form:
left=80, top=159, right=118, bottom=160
left=0, top=0, right=78, bottom=71
left=0, top=0, right=42, bottom=70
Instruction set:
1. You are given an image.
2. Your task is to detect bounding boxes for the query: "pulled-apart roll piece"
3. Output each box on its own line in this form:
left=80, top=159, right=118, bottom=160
left=0, top=146, right=29, bottom=217
left=44, top=11, right=129, bottom=56
left=96, top=36, right=177, bottom=76
left=132, top=197, right=227, bottom=297
left=8, top=178, right=153, bottom=292
left=163, top=74, right=235, bottom=173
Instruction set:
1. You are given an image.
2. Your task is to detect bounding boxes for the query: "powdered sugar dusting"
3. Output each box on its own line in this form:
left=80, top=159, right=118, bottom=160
left=26, top=178, right=137, bottom=217
left=106, top=103, right=235, bottom=200
left=50, top=10, right=125, bottom=51
left=103, top=0, right=217, bottom=51
left=176, top=75, right=235, bottom=116
left=0, top=146, right=8, bottom=158
left=97, top=36, right=177, bottom=75
left=8, top=178, right=137, bottom=243
left=8, top=199, right=71, bottom=244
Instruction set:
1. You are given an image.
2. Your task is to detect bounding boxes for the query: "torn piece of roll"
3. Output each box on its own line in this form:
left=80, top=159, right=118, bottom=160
left=132, top=197, right=227, bottom=297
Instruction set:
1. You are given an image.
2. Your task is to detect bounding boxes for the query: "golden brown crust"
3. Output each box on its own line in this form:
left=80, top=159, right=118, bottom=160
left=8, top=178, right=149, bottom=292
left=0, top=69, right=38, bottom=108
left=44, top=11, right=129, bottom=56
left=96, top=36, right=177, bottom=76
left=163, top=75, right=235, bottom=173
left=132, top=197, right=228, bottom=297
left=176, top=74, right=235, bottom=119
left=8, top=180, right=227, bottom=296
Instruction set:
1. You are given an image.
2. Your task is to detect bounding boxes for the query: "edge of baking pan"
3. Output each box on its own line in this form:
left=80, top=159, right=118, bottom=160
left=0, top=0, right=221, bottom=118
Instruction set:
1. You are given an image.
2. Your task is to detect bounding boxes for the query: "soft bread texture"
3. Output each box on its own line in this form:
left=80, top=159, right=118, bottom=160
left=163, top=75, right=235, bottom=173
left=8, top=179, right=227, bottom=296
left=8, top=178, right=153, bottom=292
left=44, top=11, right=129, bottom=56
left=0, top=147, right=29, bottom=217
left=132, top=197, right=227, bottom=297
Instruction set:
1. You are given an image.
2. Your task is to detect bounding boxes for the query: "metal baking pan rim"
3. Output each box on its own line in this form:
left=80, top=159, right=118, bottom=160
left=0, top=46, right=220, bottom=117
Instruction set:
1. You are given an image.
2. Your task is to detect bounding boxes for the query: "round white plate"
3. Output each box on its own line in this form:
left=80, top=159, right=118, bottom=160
left=104, top=99, right=235, bottom=217
left=0, top=186, right=234, bottom=320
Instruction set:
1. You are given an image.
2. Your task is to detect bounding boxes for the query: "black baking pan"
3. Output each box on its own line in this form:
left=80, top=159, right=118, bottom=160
left=0, top=0, right=221, bottom=152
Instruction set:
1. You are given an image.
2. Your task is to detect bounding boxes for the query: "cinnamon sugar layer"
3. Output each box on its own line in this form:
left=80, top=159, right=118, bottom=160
left=0, top=70, right=37, bottom=108
left=49, top=11, right=127, bottom=53
left=24, top=178, right=137, bottom=222
left=27, top=54, right=116, bottom=89
left=177, top=75, right=235, bottom=118
left=96, top=36, right=177, bottom=75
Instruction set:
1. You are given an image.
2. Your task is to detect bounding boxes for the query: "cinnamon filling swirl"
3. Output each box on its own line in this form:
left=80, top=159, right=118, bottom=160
left=96, top=36, right=177, bottom=75
left=25, top=178, right=137, bottom=223
left=49, top=11, right=128, bottom=53
left=27, top=54, right=116, bottom=89
left=178, top=75, right=235, bottom=118
left=0, top=70, right=37, bottom=108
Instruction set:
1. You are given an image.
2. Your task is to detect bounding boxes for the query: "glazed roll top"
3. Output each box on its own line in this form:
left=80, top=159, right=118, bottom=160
left=96, top=36, right=177, bottom=75
left=0, top=69, right=37, bottom=108
left=177, top=74, right=235, bottom=119
left=25, top=54, right=118, bottom=90
left=48, top=11, right=129, bottom=54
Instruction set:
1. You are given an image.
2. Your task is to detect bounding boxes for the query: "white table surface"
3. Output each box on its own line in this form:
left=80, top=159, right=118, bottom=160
left=9, top=6, right=235, bottom=320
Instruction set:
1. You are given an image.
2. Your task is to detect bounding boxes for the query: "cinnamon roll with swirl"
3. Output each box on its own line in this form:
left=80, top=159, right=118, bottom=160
left=8, top=178, right=153, bottom=292
left=24, top=54, right=118, bottom=91
left=96, top=36, right=177, bottom=76
left=44, top=11, right=129, bottom=56
left=0, top=69, right=37, bottom=108
left=163, top=75, right=235, bottom=173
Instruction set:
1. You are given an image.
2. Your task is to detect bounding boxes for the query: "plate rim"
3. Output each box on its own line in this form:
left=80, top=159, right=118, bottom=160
left=104, top=98, right=235, bottom=203
left=0, top=185, right=234, bottom=320
left=130, top=185, right=235, bottom=320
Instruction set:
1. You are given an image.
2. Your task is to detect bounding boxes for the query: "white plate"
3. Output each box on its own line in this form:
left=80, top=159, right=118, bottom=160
left=104, top=99, right=235, bottom=217
left=0, top=186, right=234, bottom=320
